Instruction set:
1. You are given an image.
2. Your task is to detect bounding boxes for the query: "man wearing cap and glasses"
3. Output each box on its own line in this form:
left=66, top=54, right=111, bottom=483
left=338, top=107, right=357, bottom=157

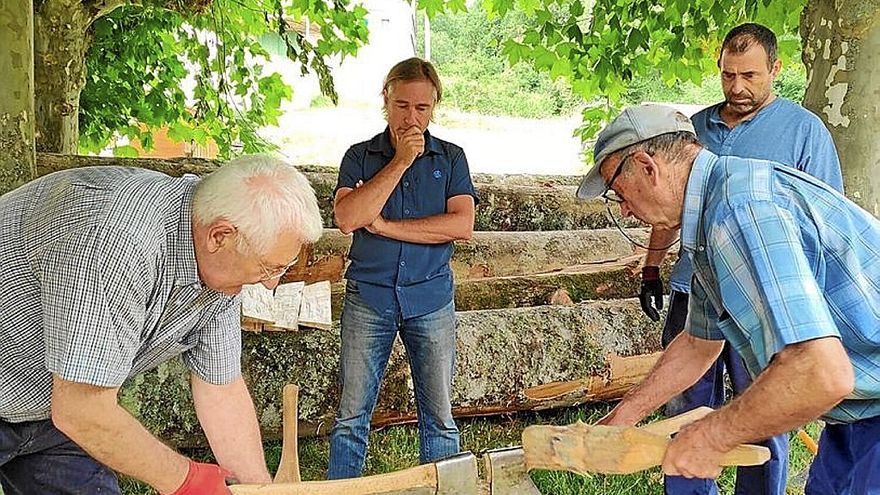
left=615, top=24, right=843, bottom=495
left=580, top=104, right=880, bottom=495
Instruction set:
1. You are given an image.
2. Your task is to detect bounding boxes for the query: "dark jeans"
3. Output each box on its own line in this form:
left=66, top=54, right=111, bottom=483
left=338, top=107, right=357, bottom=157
left=661, top=290, right=788, bottom=495
left=806, top=414, right=880, bottom=495
left=0, top=418, right=119, bottom=494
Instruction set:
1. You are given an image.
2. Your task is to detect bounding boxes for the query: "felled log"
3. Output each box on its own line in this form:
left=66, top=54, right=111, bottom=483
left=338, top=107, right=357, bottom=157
left=243, top=255, right=646, bottom=326
left=120, top=299, right=662, bottom=447
left=36, top=153, right=641, bottom=231
left=283, top=228, right=651, bottom=285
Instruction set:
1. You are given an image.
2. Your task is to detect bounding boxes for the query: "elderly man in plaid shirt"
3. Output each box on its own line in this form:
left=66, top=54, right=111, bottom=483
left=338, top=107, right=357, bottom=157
left=579, top=104, right=880, bottom=494
left=0, top=156, right=322, bottom=494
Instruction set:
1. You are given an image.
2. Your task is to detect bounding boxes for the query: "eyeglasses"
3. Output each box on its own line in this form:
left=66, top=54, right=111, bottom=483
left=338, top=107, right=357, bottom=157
left=601, top=153, right=633, bottom=204
left=238, top=232, right=299, bottom=282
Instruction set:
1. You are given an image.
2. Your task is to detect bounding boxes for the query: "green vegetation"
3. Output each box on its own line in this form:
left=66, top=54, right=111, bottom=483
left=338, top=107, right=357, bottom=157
left=423, top=5, right=806, bottom=122
left=120, top=404, right=820, bottom=494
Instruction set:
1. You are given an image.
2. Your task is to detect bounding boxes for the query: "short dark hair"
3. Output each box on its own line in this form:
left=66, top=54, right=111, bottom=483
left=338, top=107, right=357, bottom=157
left=720, top=23, right=777, bottom=68
left=382, top=57, right=442, bottom=103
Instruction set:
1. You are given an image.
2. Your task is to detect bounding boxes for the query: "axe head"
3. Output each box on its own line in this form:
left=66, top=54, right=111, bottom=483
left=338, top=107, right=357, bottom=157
left=435, top=452, right=480, bottom=495
left=484, top=447, right=541, bottom=495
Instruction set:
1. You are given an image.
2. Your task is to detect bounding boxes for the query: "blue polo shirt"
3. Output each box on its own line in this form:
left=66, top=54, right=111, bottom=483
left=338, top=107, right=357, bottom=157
left=682, top=150, right=880, bottom=423
left=670, top=97, right=843, bottom=292
left=334, top=128, right=477, bottom=319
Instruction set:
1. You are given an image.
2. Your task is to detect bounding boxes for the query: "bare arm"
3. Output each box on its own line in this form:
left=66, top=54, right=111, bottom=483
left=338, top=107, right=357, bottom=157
left=663, top=337, right=854, bottom=478
left=599, top=331, right=724, bottom=426
left=334, top=128, right=424, bottom=234
left=191, top=375, right=270, bottom=483
left=644, top=226, right=680, bottom=266
left=50, top=375, right=190, bottom=494
left=366, top=194, right=475, bottom=244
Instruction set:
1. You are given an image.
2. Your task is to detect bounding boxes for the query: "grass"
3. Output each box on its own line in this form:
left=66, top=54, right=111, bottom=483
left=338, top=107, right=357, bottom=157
left=120, top=404, right=821, bottom=494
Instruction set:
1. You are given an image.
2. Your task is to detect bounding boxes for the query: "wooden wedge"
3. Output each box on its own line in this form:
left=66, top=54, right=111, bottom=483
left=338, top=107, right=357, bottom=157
left=640, top=407, right=714, bottom=437
left=273, top=384, right=301, bottom=483
left=522, top=422, right=770, bottom=475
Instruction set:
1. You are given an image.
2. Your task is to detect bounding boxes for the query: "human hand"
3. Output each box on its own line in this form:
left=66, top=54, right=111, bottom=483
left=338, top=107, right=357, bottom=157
left=394, top=126, right=425, bottom=166
left=167, top=460, right=234, bottom=495
left=661, top=422, right=726, bottom=479
left=639, top=266, right=664, bottom=322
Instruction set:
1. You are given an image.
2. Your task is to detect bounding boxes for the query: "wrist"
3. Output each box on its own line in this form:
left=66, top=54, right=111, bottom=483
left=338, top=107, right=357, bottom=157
left=642, top=265, right=660, bottom=281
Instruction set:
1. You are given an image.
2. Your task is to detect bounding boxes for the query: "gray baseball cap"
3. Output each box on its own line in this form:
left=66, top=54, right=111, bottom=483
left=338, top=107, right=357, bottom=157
left=576, top=104, right=696, bottom=200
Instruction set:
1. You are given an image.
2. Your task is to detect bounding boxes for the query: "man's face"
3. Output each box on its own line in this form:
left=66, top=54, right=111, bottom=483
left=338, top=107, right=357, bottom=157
left=384, top=79, right=436, bottom=141
left=600, top=151, right=677, bottom=229
left=201, top=227, right=303, bottom=295
left=719, top=43, right=780, bottom=118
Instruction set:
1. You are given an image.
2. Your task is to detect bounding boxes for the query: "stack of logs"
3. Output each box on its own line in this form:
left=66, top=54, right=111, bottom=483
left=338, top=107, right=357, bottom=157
left=37, top=153, right=665, bottom=447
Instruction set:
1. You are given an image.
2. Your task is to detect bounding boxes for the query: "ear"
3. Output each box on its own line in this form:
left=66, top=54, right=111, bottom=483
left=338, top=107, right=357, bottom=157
left=770, top=58, right=782, bottom=79
left=205, top=220, right=237, bottom=254
left=633, top=151, right=662, bottom=186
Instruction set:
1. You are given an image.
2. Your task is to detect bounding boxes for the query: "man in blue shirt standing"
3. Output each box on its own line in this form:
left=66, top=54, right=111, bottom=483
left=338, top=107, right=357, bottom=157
left=579, top=103, right=879, bottom=495
left=329, top=57, right=477, bottom=479
left=636, top=24, right=843, bottom=495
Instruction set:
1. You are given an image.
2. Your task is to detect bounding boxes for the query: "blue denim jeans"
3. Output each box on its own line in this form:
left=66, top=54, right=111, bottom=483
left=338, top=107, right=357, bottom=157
left=327, top=282, right=460, bottom=479
left=0, top=418, right=120, bottom=494
left=806, top=414, right=880, bottom=495
left=661, top=290, right=788, bottom=495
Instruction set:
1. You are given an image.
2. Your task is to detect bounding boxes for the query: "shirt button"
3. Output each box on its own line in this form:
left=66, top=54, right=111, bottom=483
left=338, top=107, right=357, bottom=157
left=396, top=286, right=401, bottom=291
left=400, top=261, right=406, bottom=267
left=698, top=246, right=705, bottom=252
left=404, top=208, right=410, bottom=215
left=403, top=181, right=410, bottom=187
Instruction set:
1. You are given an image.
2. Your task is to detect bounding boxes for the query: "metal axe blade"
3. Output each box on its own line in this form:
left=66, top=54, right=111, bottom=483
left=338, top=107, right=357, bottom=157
left=484, top=447, right=541, bottom=495
left=436, top=452, right=480, bottom=495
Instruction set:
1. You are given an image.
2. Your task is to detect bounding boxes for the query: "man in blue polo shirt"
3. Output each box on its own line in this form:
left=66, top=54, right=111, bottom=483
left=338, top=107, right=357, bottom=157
left=580, top=103, right=879, bottom=495
left=636, top=23, right=843, bottom=495
left=328, top=57, right=477, bottom=479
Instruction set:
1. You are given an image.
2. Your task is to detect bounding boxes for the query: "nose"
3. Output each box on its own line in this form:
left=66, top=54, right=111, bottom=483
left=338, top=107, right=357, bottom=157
left=731, top=77, right=746, bottom=95
left=261, top=278, right=281, bottom=290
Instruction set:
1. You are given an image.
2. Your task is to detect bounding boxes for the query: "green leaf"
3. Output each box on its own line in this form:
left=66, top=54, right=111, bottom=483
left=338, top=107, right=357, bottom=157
left=113, top=145, right=140, bottom=158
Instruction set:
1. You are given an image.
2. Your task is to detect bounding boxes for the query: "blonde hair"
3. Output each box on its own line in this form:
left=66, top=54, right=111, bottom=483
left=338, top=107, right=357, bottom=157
left=193, top=155, right=323, bottom=254
left=382, top=57, right=442, bottom=103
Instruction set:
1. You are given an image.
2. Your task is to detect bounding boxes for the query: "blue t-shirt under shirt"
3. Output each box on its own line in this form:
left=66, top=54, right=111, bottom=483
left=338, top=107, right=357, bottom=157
left=669, top=97, right=843, bottom=293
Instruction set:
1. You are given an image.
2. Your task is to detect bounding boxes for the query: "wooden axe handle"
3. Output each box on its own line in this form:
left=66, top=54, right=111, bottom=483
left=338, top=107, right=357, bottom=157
left=230, top=463, right=436, bottom=494
left=273, top=384, right=301, bottom=483
left=720, top=443, right=772, bottom=467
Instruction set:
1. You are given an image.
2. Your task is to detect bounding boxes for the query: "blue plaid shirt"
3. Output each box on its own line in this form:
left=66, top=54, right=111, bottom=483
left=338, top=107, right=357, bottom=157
left=683, top=150, right=880, bottom=423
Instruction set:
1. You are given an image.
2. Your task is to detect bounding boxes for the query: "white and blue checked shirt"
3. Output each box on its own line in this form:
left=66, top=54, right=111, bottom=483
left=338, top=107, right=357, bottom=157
left=0, top=167, right=242, bottom=422
left=683, top=150, right=880, bottom=423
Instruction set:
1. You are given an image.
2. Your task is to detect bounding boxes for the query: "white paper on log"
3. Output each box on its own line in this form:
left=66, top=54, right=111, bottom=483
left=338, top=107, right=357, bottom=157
left=240, top=284, right=275, bottom=323
left=299, top=281, right=332, bottom=330
left=273, top=281, right=305, bottom=329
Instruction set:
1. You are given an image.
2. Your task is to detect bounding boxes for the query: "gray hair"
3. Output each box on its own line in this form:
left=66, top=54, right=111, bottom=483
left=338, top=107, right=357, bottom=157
left=193, top=155, right=323, bottom=255
left=613, top=131, right=702, bottom=170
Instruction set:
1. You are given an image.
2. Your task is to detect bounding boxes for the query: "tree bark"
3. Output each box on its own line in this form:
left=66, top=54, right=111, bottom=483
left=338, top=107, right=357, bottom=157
left=121, top=299, right=663, bottom=447
left=33, top=0, right=96, bottom=153
left=278, top=228, right=650, bottom=285
left=801, top=0, right=880, bottom=216
left=0, top=0, right=36, bottom=194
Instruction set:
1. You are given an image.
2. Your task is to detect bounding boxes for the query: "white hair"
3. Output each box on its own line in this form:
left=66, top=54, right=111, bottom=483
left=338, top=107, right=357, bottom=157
left=193, top=155, right=323, bottom=254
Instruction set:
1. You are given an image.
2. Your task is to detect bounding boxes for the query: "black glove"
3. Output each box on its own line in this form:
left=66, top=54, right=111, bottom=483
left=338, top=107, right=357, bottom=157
left=639, top=266, right=664, bottom=322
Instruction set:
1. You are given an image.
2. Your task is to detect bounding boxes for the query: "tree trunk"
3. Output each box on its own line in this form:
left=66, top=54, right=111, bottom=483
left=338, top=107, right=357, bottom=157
left=33, top=0, right=94, bottom=153
left=801, top=0, right=880, bottom=216
left=0, top=0, right=36, bottom=194
left=121, top=299, right=662, bottom=447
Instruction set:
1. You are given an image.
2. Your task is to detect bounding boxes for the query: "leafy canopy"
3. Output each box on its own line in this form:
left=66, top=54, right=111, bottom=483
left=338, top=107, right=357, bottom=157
left=80, top=0, right=368, bottom=157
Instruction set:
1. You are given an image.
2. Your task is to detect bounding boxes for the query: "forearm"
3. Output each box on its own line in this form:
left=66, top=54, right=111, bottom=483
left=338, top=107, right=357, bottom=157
left=192, top=375, right=270, bottom=483
left=373, top=212, right=473, bottom=244
left=51, top=376, right=189, bottom=493
left=604, top=332, right=724, bottom=425
left=334, top=160, right=409, bottom=233
left=644, top=226, right=680, bottom=266
left=693, top=337, right=854, bottom=450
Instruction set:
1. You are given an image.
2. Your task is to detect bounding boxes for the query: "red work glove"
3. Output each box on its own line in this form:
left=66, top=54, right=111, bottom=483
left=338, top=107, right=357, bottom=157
left=168, top=460, right=235, bottom=495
